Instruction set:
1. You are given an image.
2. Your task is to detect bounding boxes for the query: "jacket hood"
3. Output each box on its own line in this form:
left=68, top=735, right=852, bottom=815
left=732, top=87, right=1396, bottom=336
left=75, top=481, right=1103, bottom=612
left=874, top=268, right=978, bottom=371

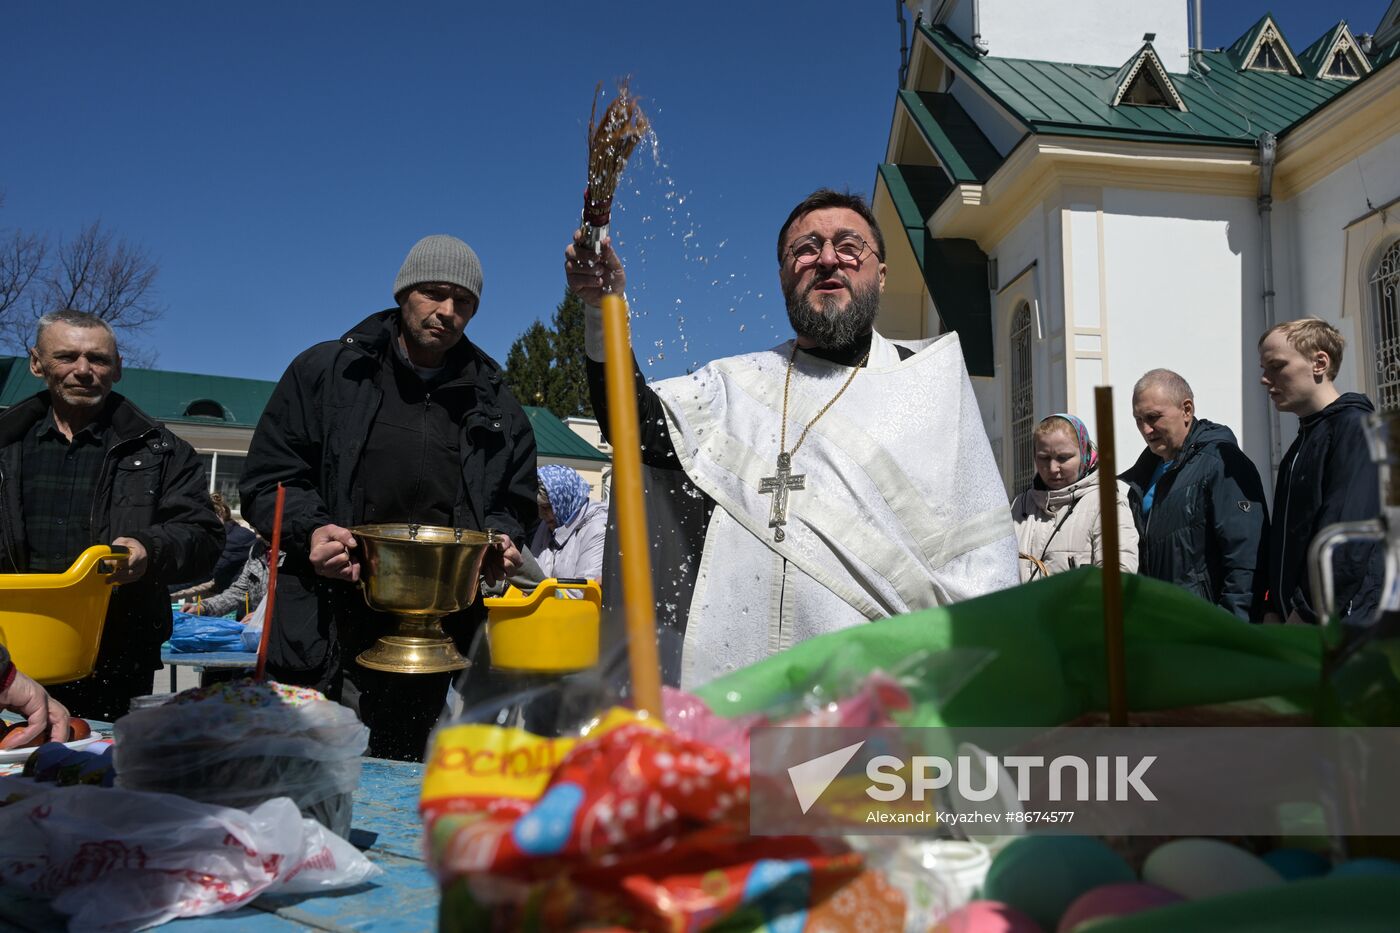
left=1023, top=468, right=1100, bottom=514
left=1123, top=417, right=1237, bottom=485
left=1300, top=392, right=1374, bottom=428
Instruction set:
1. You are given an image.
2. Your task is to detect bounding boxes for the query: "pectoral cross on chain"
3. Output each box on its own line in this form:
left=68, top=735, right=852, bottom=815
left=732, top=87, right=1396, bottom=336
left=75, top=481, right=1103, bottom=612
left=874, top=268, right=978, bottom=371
left=758, top=451, right=805, bottom=542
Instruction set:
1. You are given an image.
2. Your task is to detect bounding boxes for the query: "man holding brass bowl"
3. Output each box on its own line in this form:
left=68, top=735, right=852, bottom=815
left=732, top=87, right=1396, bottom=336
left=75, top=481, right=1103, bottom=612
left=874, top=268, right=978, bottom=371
left=240, top=235, right=536, bottom=760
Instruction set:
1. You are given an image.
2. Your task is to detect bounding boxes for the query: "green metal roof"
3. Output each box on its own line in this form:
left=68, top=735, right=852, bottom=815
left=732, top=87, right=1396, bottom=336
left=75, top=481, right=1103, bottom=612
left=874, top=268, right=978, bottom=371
left=923, top=22, right=1390, bottom=147
left=1297, top=22, right=1348, bottom=78
left=524, top=407, right=609, bottom=462
left=878, top=163, right=994, bottom=377
left=897, top=90, right=1003, bottom=184
left=0, top=355, right=609, bottom=462
left=0, top=355, right=274, bottom=427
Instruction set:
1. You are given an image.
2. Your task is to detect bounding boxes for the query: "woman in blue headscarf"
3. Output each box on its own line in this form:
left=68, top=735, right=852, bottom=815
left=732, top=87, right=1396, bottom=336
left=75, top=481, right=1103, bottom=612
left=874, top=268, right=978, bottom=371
left=1010, top=413, right=1139, bottom=582
left=529, top=465, right=608, bottom=583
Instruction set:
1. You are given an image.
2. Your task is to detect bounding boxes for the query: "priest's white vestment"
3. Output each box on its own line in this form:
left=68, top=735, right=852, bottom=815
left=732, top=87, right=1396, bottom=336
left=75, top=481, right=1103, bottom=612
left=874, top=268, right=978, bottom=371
left=649, top=330, right=1018, bottom=688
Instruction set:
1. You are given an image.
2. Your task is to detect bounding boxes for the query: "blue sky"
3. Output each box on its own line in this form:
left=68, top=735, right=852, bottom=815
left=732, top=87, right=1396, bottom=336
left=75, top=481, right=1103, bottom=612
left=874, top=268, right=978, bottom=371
left=1, top=1, right=1390, bottom=385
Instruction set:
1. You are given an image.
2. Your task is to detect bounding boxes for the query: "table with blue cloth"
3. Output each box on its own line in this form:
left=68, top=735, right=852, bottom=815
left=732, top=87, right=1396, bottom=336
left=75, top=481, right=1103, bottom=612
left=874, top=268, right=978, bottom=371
left=0, top=747, right=437, bottom=930
left=160, top=646, right=258, bottom=692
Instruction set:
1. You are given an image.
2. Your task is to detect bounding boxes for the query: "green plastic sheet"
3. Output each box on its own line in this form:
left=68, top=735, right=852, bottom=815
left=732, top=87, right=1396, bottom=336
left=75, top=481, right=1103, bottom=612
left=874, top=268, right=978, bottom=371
left=694, top=569, right=1321, bottom=727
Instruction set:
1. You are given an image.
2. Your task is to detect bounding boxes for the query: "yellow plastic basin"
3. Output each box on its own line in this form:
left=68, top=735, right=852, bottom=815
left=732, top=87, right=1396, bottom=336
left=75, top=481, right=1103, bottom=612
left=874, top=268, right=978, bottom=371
left=0, top=545, right=127, bottom=684
left=484, top=578, right=602, bottom=673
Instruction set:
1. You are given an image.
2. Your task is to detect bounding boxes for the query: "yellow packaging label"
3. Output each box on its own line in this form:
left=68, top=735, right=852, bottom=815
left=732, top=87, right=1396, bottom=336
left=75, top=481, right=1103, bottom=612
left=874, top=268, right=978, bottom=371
left=420, top=707, right=657, bottom=805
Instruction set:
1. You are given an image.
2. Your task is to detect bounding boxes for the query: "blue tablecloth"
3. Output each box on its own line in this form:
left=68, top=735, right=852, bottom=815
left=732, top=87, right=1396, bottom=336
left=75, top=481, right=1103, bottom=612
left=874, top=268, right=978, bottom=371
left=0, top=734, right=437, bottom=930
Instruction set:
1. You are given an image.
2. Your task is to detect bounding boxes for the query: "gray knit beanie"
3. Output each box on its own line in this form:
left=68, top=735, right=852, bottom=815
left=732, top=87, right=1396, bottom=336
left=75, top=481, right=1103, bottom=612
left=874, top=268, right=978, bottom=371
left=393, top=235, right=483, bottom=304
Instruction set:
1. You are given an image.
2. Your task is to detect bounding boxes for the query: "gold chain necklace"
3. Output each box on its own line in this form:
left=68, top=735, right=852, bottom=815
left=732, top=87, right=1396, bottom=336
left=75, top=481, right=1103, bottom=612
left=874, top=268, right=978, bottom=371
left=758, top=344, right=870, bottom=542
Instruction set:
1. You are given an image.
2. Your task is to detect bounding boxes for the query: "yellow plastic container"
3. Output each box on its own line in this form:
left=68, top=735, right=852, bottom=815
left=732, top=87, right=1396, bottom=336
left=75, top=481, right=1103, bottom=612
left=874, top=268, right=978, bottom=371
left=0, top=545, right=127, bottom=684
left=484, top=578, right=602, bottom=673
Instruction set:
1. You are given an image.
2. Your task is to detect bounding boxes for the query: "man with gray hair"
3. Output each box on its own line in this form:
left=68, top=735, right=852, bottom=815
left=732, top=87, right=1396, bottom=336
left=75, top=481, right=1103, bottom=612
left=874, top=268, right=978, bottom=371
left=0, top=309, right=223, bottom=719
left=1121, top=368, right=1269, bottom=620
left=240, top=235, right=537, bottom=760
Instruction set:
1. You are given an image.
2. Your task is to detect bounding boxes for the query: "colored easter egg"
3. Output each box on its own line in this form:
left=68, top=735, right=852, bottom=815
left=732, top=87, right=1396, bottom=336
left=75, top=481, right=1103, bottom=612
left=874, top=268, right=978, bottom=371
left=1057, top=882, right=1182, bottom=932
left=982, top=836, right=1134, bottom=929
left=1142, top=838, right=1282, bottom=900
left=1329, top=857, right=1400, bottom=878
left=1261, top=847, right=1330, bottom=880
left=931, top=899, right=1043, bottom=932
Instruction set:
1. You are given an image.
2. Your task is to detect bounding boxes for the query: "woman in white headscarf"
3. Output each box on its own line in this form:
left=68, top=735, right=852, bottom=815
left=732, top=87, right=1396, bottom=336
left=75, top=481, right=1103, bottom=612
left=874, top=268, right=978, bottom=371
left=529, top=465, right=608, bottom=583
left=1011, top=413, right=1139, bottom=582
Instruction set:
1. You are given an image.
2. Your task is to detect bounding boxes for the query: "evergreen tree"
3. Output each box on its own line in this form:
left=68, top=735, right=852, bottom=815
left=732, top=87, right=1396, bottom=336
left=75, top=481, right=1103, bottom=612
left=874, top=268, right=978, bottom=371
left=502, top=290, right=595, bottom=419
left=548, top=289, right=592, bottom=418
left=503, top=319, right=555, bottom=409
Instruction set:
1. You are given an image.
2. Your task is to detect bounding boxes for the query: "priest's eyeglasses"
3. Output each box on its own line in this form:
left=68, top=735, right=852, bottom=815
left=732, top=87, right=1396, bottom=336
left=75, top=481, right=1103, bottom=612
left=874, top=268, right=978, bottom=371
left=786, top=234, right=879, bottom=267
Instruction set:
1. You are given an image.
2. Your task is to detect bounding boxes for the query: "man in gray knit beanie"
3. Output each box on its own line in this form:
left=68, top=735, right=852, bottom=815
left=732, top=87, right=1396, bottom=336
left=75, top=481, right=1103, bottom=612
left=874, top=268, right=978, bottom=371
left=391, top=234, right=484, bottom=370
left=239, top=233, right=536, bottom=761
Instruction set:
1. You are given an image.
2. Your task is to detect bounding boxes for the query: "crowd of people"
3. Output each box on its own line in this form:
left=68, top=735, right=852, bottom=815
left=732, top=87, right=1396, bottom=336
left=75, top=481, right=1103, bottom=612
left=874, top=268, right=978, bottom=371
left=0, top=189, right=1385, bottom=760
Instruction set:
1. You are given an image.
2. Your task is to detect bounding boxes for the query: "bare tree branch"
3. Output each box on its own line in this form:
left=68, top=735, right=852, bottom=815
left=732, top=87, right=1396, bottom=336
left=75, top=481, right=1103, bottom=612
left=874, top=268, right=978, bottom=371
left=0, top=198, right=163, bottom=357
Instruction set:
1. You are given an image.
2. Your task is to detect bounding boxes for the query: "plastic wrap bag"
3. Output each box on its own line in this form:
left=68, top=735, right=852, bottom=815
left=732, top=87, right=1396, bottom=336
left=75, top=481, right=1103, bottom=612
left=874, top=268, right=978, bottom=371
left=114, top=680, right=368, bottom=838
left=0, top=777, right=379, bottom=931
left=423, top=654, right=930, bottom=932
left=168, top=612, right=244, bottom=652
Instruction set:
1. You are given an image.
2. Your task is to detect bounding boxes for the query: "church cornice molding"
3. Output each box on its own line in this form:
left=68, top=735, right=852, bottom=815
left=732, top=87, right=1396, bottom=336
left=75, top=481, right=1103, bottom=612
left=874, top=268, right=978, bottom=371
left=927, top=136, right=1256, bottom=247
left=1274, top=62, right=1400, bottom=200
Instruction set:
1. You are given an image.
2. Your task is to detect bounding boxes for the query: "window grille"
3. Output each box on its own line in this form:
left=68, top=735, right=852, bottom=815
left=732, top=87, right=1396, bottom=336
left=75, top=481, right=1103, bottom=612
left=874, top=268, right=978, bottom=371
left=1327, top=50, right=1359, bottom=79
left=1373, top=241, right=1400, bottom=412
left=1252, top=40, right=1285, bottom=71
left=1009, top=302, right=1035, bottom=492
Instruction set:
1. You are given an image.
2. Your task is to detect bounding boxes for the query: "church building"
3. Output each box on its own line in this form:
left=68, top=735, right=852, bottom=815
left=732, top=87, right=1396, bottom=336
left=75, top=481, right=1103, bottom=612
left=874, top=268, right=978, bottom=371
left=874, top=0, right=1400, bottom=495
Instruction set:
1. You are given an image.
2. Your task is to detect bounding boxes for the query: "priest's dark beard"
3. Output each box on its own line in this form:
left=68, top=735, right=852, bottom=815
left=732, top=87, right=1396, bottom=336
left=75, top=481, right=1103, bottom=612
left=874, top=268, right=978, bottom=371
left=783, top=278, right=880, bottom=351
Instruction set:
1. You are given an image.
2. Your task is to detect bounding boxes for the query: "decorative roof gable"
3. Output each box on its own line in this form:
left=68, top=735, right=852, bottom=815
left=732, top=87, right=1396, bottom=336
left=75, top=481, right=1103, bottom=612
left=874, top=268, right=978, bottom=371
left=1298, top=22, right=1372, bottom=80
left=1227, top=14, right=1304, bottom=76
left=1110, top=43, right=1188, bottom=111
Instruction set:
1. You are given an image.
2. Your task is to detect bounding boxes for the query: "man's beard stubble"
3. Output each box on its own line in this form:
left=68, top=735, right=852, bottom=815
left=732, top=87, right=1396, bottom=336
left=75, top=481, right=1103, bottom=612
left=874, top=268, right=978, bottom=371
left=783, top=276, right=881, bottom=351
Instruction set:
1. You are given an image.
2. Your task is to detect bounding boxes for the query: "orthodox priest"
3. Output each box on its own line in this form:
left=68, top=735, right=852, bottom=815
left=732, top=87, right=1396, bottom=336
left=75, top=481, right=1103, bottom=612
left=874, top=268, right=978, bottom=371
left=564, top=189, right=1017, bottom=688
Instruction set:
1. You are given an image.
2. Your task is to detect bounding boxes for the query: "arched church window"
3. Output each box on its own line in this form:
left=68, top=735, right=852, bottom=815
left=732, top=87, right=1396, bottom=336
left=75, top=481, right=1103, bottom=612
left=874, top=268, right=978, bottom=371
left=1373, top=240, right=1400, bottom=412
left=1009, top=302, right=1034, bottom=491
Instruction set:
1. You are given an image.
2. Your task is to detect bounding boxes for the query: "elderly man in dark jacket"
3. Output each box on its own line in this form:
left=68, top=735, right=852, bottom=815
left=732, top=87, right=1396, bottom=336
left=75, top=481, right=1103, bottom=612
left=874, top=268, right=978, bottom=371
left=1121, top=369, right=1269, bottom=621
left=0, top=310, right=223, bottom=720
left=1259, top=319, right=1382, bottom=624
left=240, top=235, right=536, bottom=760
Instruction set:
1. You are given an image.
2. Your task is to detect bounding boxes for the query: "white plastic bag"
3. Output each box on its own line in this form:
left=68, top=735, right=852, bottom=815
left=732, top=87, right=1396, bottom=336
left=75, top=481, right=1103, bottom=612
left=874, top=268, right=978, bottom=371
left=0, top=778, right=380, bottom=931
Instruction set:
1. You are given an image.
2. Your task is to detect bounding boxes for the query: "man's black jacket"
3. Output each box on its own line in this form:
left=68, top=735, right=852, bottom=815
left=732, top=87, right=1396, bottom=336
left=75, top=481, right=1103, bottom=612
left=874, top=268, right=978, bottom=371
left=0, top=392, right=224, bottom=671
left=1267, top=392, right=1382, bottom=624
left=1121, top=418, right=1269, bottom=621
left=238, top=310, right=537, bottom=681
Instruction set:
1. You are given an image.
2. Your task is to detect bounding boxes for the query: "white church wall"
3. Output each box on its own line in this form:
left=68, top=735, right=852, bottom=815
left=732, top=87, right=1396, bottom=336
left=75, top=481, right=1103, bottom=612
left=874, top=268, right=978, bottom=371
left=1097, top=188, right=1265, bottom=474
left=1276, top=131, right=1400, bottom=400
left=967, top=0, right=1189, bottom=71
left=984, top=204, right=1055, bottom=493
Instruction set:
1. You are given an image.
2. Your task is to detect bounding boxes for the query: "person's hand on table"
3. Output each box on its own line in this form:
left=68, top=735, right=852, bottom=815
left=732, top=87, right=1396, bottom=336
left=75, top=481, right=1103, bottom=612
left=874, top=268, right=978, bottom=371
left=108, top=536, right=147, bottom=584
left=0, top=666, right=71, bottom=748
left=310, top=524, right=360, bottom=582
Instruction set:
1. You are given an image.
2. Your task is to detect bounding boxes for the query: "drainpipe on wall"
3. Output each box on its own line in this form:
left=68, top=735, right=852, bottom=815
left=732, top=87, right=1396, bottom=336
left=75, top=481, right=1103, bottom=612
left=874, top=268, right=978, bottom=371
left=971, top=0, right=988, bottom=55
left=1258, top=130, right=1283, bottom=475
left=1192, top=0, right=1209, bottom=72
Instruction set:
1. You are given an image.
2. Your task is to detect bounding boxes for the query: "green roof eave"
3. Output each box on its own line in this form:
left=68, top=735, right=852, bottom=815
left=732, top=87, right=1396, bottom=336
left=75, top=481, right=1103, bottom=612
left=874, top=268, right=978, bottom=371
left=524, top=406, right=609, bottom=462
left=878, top=164, right=993, bottom=377
left=896, top=90, right=1004, bottom=184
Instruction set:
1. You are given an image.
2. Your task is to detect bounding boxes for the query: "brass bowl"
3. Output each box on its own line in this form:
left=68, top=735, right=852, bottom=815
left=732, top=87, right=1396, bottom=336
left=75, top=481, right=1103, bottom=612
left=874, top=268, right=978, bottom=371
left=350, top=523, right=496, bottom=674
